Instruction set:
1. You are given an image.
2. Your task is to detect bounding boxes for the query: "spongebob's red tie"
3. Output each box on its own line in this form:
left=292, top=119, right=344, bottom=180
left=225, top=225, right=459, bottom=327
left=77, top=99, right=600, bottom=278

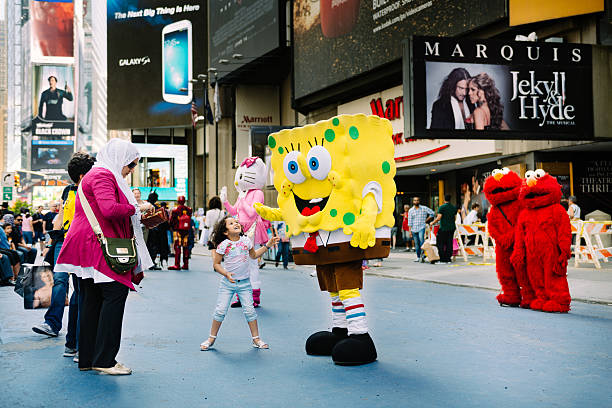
left=304, top=232, right=319, bottom=253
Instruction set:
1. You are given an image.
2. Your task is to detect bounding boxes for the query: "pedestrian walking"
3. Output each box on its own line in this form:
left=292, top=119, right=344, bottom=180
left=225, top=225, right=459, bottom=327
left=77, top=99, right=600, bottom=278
left=43, top=202, right=59, bottom=245
left=429, top=195, right=457, bottom=264
left=199, top=215, right=278, bottom=351
left=54, top=139, right=154, bottom=375
left=21, top=212, right=34, bottom=245
left=204, top=196, right=224, bottom=252
left=407, top=197, right=435, bottom=262
left=401, top=204, right=413, bottom=251
left=272, top=220, right=290, bottom=269
left=567, top=196, right=581, bottom=220
left=32, top=152, right=96, bottom=366
left=32, top=206, right=46, bottom=252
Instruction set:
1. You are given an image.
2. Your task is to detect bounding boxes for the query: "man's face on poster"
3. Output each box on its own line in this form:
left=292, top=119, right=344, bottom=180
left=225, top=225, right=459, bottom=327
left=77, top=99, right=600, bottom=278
left=48, top=76, right=57, bottom=90
left=454, top=79, right=468, bottom=102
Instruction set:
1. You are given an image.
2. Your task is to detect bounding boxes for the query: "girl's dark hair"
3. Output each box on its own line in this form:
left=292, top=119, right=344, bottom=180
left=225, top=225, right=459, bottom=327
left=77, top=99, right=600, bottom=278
left=210, top=215, right=238, bottom=248
left=208, top=196, right=222, bottom=210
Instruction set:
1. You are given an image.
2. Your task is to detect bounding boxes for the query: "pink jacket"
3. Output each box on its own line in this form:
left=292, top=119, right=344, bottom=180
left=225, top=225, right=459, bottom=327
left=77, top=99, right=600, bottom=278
left=224, top=189, right=270, bottom=246
left=56, top=167, right=138, bottom=289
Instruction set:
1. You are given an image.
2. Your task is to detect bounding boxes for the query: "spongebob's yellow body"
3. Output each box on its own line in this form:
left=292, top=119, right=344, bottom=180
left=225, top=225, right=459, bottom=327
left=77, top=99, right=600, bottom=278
left=255, top=114, right=396, bottom=261
left=255, top=114, right=396, bottom=365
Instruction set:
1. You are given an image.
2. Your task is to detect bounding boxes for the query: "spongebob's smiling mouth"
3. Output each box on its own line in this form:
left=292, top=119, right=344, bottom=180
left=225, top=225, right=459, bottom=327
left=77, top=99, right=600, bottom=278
left=293, top=193, right=330, bottom=217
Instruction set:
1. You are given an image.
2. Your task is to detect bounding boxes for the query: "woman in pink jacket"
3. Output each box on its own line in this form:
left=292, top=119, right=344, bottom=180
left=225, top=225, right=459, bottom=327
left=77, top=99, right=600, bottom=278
left=55, top=139, right=153, bottom=375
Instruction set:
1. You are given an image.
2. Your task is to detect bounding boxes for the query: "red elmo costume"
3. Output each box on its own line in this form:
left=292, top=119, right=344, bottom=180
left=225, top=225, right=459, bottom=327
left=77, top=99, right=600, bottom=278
left=484, top=168, right=534, bottom=308
left=168, top=196, right=193, bottom=270
left=511, top=170, right=572, bottom=313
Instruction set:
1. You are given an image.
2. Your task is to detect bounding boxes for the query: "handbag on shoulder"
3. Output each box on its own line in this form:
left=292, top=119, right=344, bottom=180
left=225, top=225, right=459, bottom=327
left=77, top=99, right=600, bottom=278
left=78, top=185, right=138, bottom=275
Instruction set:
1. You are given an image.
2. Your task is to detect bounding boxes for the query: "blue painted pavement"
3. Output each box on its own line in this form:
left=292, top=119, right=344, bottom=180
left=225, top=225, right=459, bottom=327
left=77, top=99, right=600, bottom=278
left=1, top=257, right=611, bottom=408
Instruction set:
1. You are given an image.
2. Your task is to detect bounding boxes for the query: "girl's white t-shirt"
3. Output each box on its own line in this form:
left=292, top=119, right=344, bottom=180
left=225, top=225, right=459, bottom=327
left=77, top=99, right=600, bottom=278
left=215, top=236, right=253, bottom=280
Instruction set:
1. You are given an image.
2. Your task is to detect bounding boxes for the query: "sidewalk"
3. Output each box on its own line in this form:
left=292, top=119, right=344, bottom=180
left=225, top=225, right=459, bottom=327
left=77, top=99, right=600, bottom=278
left=193, top=245, right=612, bottom=305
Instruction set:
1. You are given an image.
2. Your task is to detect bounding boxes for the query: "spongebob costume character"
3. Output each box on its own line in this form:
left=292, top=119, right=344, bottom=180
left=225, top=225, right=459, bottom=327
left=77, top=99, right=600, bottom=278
left=255, top=114, right=396, bottom=365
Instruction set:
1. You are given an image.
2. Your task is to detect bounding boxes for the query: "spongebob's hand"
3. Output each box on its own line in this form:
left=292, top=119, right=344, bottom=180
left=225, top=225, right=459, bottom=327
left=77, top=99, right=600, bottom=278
left=344, top=217, right=376, bottom=249
left=253, top=203, right=283, bottom=221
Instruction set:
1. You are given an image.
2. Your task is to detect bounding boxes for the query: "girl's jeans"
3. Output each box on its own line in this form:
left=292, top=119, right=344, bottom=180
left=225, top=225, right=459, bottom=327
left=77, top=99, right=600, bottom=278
left=213, top=277, right=257, bottom=323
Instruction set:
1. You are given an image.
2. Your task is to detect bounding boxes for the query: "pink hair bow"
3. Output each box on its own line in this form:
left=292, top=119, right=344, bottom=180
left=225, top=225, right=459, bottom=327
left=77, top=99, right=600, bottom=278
left=240, top=157, right=259, bottom=168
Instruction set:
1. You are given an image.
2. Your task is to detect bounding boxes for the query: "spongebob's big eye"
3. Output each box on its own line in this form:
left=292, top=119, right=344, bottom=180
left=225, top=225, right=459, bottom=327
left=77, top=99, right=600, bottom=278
left=283, top=151, right=306, bottom=184
left=502, top=167, right=510, bottom=175
left=525, top=170, right=535, bottom=179
left=534, top=169, right=545, bottom=178
left=306, top=146, right=332, bottom=181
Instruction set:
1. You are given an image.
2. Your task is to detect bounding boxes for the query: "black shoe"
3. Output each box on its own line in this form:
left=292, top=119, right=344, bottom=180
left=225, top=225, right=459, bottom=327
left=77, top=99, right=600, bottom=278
left=149, top=265, right=162, bottom=271
left=259, top=262, right=266, bottom=269
left=275, top=261, right=279, bottom=267
left=0, top=279, right=15, bottom=287
left=305, top=327, right=348, bottom=356
left=230, top=300, right=242, bottom=308
left=332, top=333, right=377, bottom=366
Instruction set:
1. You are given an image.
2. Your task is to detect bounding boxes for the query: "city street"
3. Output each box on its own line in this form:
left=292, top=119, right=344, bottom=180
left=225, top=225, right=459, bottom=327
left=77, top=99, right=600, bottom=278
left=1, top=253, right=611, bottom=407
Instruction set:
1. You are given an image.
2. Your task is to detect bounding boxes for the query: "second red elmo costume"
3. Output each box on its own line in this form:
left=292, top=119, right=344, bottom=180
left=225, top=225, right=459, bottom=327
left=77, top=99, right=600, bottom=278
left=511, top=169, right=572, bottom=313
left=484, top=168, right=534, bottom=308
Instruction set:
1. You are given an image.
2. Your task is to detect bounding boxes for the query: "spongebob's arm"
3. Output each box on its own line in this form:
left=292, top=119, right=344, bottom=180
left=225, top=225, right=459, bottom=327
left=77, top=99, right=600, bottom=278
left=344, top=182, right=383, bottom=249
left=253, top=202, right=283, bottom=222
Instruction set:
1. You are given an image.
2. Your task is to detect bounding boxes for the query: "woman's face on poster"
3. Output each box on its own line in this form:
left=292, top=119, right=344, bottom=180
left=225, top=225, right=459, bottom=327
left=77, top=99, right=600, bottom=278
left=468, top=82, right=484, bottom=105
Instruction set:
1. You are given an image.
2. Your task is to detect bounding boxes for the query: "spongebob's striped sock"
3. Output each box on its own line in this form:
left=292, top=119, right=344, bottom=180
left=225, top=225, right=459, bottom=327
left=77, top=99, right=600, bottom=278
left=339, top=289, right=368, bottom=335
left=329, top=292, right=347, bottom=329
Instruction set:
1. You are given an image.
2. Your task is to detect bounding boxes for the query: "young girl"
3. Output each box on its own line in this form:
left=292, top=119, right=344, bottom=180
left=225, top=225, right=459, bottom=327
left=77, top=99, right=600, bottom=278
left=200, top=216, right=279, bottom=351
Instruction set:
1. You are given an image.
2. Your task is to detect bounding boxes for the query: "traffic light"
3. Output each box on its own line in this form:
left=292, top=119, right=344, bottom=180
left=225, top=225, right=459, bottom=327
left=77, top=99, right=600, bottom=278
left=14, top=174, right=20, bottom=187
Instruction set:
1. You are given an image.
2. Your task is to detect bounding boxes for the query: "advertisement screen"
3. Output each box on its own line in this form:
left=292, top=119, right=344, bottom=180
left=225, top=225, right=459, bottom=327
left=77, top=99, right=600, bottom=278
left=107, top=0, right=205, bottom=129
left=31, top=140, right=75, bottom=171
left=410, top=36, right=594, bottom=140
left=30, top=0, right=74, bottom=62
left=32, top=65, right=75, bottom=137
left=209, top=0, right=279, bottom=79
left=293, top=0, right=505, bottom=100
left=132, top=143, right=188, bottom=200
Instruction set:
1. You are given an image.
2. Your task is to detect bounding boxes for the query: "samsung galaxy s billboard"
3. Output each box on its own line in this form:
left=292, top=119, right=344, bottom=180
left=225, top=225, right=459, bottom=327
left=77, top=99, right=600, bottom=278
left=107, top=0, right=206, bottom=129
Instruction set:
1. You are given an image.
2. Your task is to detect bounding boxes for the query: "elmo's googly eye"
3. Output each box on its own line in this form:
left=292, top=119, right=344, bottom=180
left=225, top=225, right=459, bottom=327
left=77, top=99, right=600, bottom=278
left=306, top=146, right=332, bottom=181
left=525, top=170, right=535, bottom=179
left=283, top=151, right=306, bottom=184
left=502, top=167, right=510, bottom=175
left=492, top=169, right=500, bottom=176
left=534, top=169, right=546, bottom=178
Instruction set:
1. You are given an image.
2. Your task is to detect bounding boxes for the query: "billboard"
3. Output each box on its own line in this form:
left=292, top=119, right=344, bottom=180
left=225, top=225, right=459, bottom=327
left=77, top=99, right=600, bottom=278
left=32, top=65, right=75, bottom=137
left=209, top=0, right=279, bottom=79
left=409, top=36, right=594, bottom=140
left=31, top=140, right=75, bottom=172
left=107, top=0, right=206, bottom=129
left=293, top=0, right=505, bottom=100
left=30, top=0, right=74, bottom=63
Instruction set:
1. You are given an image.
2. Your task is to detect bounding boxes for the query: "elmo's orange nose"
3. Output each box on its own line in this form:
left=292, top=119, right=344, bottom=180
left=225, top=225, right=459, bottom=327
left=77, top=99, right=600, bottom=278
left=493, top=173, right=503, bottom=182
left=526, top=178, right=538, bottom=187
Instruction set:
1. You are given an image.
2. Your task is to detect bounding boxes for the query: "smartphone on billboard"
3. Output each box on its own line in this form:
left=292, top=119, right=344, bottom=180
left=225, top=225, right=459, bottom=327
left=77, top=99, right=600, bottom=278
left=162, top=20, right=192, bottom=105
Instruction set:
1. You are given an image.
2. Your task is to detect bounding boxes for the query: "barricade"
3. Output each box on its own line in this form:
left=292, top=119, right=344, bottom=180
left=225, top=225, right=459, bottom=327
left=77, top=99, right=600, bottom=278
left=573, top=220, right=612, bottom=269
left=455, top=223, right=489, bottom=262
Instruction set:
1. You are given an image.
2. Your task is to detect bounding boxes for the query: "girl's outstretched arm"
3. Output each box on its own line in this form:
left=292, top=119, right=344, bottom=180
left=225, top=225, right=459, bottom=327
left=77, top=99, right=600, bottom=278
left=250, top=236, right=280, bottom=259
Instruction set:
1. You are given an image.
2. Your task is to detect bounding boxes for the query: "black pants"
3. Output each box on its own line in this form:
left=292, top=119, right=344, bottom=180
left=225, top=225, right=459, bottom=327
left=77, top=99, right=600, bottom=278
left=436, top=230, right=454, bottom=263
left=79, top=279, right=129, bottom=369
left=0, top=248, right=20, bottom=265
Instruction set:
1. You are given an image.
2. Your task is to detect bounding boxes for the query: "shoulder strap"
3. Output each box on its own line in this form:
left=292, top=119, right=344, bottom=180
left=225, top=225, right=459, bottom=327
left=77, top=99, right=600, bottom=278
left=497, top=205, right=513, bottom=227
left=77, top=184, right=104, bottom=238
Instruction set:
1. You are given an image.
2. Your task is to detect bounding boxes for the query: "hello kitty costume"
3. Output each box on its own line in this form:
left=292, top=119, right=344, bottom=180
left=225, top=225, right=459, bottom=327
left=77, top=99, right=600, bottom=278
left=220, top=157, right=270, bottom=306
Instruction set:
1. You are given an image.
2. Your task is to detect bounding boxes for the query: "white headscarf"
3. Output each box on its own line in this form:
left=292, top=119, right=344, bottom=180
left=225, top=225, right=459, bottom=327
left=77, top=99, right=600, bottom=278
left=94, top=138, right=153, bottom=272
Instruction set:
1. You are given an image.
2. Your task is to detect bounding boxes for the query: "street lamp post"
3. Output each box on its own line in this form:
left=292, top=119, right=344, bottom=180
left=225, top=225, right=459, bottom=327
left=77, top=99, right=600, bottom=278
left=181, top=74, right=207, bottom=210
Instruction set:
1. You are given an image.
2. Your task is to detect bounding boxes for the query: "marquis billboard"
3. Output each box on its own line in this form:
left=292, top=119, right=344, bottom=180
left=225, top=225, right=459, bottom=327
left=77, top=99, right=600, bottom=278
left=408, top=36, right=594, bottom=140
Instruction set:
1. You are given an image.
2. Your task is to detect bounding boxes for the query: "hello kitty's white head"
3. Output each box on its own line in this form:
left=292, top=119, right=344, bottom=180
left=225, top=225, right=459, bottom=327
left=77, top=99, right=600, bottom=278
left=234, top=156, right=267, bottom=194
